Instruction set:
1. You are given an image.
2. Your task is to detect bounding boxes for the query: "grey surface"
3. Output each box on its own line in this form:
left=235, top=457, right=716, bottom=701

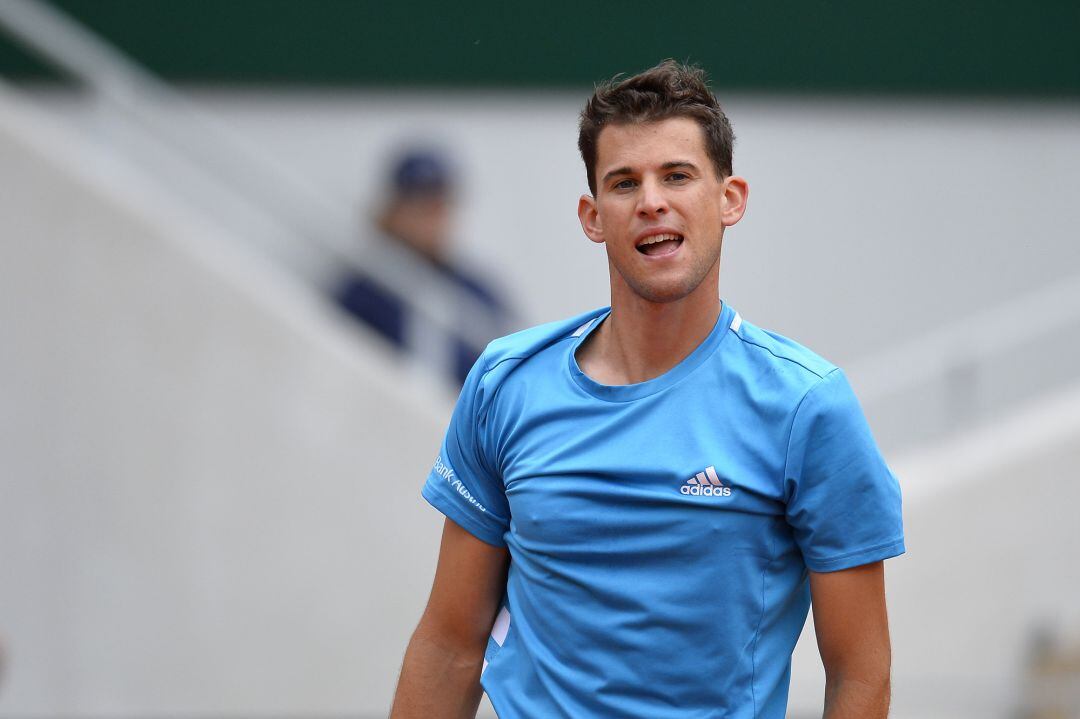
left=0, top=94, right=448, bottom=716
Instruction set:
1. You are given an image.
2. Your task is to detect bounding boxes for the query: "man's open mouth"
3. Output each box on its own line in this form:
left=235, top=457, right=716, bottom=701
left=636, top=233, right=684, bottom=257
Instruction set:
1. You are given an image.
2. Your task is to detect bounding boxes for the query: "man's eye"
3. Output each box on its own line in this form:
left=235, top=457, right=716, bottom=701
left=613, top=179, right=636, bottom=190
left=668, top=172, right=690, bottom=182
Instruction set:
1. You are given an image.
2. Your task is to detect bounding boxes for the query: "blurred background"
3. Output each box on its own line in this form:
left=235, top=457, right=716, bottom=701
left=1, top=1, right=1078, bottom=717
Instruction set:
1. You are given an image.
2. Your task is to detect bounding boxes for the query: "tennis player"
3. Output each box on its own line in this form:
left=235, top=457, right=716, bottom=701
left=390, top=59, right=904, bottom=719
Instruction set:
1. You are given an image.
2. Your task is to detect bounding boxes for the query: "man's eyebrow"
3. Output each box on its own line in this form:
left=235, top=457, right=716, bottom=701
left=661, top=160, right=699, bottom=171
left=601, top=161, right=700, bottom=185
left=601, top=166, right=635, bottom=184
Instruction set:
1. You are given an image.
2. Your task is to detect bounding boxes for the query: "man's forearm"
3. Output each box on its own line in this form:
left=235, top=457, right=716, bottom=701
left=390, top=627, right=486, bottom=719
left=822, top=674, right=890, bottom=719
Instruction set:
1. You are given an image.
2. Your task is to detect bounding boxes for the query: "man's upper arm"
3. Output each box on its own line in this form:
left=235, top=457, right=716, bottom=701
left=418, top=518, right=510, bottom=648
left=784, top=370, right=904, bottom=572
left=809, top=561, right=891, bottom=679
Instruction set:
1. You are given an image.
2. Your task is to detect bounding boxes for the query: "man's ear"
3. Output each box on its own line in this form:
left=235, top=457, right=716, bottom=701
left=720, top=176, right=749, bottom=227
left=577, top=194, right=605, bottom=244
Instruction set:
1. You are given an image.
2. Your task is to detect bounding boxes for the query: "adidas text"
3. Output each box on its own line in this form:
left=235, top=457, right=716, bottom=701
left=680, top=484, right=732, bottom=497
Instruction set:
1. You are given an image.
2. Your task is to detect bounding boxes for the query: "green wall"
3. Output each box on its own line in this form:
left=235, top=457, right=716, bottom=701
left=2, top=0, right=1079, bottom=95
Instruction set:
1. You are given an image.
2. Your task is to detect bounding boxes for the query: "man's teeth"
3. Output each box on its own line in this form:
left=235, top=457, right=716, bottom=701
left=640, top=233, right=682, bottom=246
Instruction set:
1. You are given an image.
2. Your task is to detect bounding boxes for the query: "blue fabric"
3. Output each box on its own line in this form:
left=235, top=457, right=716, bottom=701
left=421, top=303, right=904, bottom=718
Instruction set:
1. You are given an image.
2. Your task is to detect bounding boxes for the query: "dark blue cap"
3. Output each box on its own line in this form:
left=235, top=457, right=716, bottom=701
left=390, top=149, right=453, bottom=196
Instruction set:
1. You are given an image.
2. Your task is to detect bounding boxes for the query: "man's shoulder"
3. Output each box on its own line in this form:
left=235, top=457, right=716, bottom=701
left=471, top=306, right=608, bottom=381
left=729, top=314, right=838, bottom=387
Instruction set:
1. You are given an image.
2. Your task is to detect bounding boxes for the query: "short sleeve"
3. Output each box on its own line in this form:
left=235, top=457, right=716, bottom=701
left=784, top=369, right=905, bottom=572
left=421, top=355, right=511, bottom=547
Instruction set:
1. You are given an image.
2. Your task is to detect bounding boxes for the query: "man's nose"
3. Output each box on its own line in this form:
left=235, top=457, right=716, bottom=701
left=637, top=178, right=669, bottom=217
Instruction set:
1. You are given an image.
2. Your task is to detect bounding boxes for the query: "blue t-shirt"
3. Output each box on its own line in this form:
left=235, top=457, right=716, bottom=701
left=421, top=303, right=904, bottom=718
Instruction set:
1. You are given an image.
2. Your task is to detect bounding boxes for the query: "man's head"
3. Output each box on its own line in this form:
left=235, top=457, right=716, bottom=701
left=378, top=148, right=455, bottom=262
left=576, top=61, right=748, bottom=306
left=578, top=60, right=734, bottom=196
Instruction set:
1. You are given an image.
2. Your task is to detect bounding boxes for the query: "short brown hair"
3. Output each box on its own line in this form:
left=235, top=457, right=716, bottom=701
left=578, top=60, right=735, bottom=195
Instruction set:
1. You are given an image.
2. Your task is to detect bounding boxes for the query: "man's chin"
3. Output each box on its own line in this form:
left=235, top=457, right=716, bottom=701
left=610, top=257, right=720, bottom=306
left=624, top=277, right=705, bottom=305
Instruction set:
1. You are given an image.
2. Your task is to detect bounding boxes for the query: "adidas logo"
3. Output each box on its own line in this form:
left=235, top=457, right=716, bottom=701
left=680, top=466, right=732, bottom=497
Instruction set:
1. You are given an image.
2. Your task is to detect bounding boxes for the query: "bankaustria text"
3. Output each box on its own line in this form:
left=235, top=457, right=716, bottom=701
left=433, top=456, right=489, bottom=513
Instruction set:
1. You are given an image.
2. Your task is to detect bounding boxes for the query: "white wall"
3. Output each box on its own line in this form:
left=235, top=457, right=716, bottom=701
left=27, top=90, right=1080, bottom=365
left=0, top=90, right=456, bottom=716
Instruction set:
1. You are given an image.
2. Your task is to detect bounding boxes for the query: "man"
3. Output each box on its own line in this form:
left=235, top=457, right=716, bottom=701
left=335, top=148, right=513, bottom=385
left=391, top=60, right=904, bottom=718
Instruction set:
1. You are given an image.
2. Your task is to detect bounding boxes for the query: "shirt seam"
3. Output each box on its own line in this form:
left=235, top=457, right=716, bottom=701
left=805, top=536, right=907, bottom=569
left=732, top=333, right=834, bottom=380
left=479, top=333, right=583, bottom=418
left=782, top=367, right=842, bottom=500
left=750, top=523, right=780, bottom=719
left=472, top=352, right=533, bottom=480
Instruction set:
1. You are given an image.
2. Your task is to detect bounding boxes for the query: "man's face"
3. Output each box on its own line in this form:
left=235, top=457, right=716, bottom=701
left=578, top=116, right=746, bottom=305
left=385, top=194, right=452, bottom=261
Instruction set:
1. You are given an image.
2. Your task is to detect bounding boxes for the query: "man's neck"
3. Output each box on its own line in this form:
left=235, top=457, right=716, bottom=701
left=577, top=279, right=722, bottom=386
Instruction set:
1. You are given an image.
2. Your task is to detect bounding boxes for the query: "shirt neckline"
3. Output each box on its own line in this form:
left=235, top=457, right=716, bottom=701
left=567, top=301, right=736, bottom=402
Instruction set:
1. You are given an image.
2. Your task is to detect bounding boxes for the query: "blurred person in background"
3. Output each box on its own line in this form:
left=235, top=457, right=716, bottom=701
left=1016, top=626, right=1080, bottom=718
left=391, top=61, right=903, bottom=719
left=334, top=147, right=514, bottom=386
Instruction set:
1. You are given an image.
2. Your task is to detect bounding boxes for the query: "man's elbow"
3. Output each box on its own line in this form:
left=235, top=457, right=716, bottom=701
left=825, top=668, right=890, bottom=694
left=411, top=610, right=489, bottom=665
left=823, top=661, right=892, bottom=717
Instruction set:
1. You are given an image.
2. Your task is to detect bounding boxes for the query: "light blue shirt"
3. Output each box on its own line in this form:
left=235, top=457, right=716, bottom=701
left=422, top=302, right=905, bottom=718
